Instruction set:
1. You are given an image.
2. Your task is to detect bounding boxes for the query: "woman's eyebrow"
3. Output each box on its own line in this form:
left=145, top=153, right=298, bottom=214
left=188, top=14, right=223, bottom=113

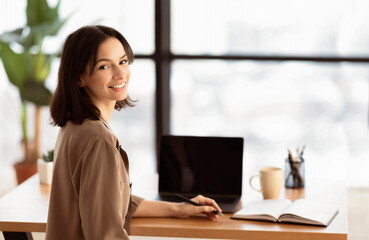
left=95, top=54, right=127, bottom=65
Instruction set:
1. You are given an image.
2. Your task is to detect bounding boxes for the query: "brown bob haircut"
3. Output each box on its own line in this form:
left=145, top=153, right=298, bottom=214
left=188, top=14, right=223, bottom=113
left=50, top=25, right=135, bottom=127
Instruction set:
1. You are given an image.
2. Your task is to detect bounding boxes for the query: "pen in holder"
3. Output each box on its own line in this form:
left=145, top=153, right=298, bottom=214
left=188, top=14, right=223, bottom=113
left=285, top=148, right=305, bottom=188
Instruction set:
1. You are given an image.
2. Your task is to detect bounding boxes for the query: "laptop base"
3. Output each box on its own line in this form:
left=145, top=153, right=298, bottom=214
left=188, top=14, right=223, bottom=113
left=157, top=194, right=241, bottom=213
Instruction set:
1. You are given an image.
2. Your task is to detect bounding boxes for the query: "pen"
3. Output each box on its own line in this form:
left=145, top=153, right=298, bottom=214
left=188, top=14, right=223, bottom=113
left=174, top=193, right=223, bottom=216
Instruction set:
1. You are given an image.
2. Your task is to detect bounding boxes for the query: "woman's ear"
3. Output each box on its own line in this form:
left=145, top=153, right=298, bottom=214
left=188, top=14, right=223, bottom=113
left=78, top=75, right=86, bottom=87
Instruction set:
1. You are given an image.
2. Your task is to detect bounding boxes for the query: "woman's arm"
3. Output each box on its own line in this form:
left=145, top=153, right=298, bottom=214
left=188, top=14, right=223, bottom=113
left=78, top=139, right=129, bottom=239
left=133, top=195, right=222, bottom=221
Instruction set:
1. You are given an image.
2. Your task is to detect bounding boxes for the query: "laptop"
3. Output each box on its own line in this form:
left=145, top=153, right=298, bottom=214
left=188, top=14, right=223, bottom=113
left=158, top=135, right=244, bottom=212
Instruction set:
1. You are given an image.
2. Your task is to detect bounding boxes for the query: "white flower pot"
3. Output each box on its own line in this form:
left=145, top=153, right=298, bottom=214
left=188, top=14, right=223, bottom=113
left=37, top=159, right=54, bottom=185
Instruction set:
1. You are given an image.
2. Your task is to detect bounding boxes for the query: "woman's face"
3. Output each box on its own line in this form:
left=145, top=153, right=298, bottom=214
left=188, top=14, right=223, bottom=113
left=79, top=37, right=131, bottom=109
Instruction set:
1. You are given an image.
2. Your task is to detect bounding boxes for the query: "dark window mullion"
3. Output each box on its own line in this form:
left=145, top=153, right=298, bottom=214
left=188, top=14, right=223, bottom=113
left=155, top=0, right=171, bottom=168
left=169, top=54, right=369, bottom=63
left=134, top=54, right=155, bottom=59
left=135, top=54, right=369, bottom=63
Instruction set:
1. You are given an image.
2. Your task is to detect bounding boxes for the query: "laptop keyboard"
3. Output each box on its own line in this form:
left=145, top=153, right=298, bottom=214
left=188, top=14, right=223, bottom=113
left=213, top=197, right=237, bottom=204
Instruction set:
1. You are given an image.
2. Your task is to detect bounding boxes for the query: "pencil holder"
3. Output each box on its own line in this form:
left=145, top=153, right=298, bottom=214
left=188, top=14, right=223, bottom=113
left=285, top=158, right=305, bottom=188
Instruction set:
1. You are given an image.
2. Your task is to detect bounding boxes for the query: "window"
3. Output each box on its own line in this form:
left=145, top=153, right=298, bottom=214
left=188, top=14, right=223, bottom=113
left=169, top=0, right=369, bottom=187
left=171, top=60, right=369, bottom=184
left=172, top=0, right=369, bottom=56
left=1, top=0, right=369, bottom=187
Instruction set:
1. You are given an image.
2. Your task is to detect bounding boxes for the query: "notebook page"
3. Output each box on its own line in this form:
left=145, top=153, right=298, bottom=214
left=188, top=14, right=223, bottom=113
left=234, top=199, right=292, bottom=220
left=281, top=199, right=338, bottom=225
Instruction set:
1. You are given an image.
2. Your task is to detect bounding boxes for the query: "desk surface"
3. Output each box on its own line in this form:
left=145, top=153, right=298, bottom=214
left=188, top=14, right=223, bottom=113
left=0, top=174, right=347, bottom=240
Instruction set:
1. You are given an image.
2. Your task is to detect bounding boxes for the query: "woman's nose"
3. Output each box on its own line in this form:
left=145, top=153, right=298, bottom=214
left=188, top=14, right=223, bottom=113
left=113, top=65, right=127, bottom=79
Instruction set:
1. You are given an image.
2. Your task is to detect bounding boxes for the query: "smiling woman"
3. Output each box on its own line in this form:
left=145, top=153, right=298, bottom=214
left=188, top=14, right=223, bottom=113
left=47, top=26, right=139, bottom=240
left=50, top=26, right=135, bottom=127
left=79, top=37, right=132, bottom=119
left=46, top=25, right=222, bottom=240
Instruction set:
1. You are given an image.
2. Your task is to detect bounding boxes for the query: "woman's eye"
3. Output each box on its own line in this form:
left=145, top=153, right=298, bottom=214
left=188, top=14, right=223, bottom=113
left=120, top=59, right=128, bottom=65
left=98, top=65, right=108, bottom=70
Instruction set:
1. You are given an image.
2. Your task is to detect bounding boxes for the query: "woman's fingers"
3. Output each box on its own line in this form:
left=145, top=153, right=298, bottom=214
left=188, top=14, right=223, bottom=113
left=176, top=195, right=223, bottom=220
left=198, top=205, right=216, bottom=214
left=191, top=195, right=222, bottom=214
left=186, top=195, right=223, bottom=220
left=190, top=205, right=218, bottom=220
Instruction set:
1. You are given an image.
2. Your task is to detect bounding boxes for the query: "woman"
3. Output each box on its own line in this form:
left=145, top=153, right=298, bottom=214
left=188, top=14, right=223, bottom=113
left=46, top=25, right=222, bottom=240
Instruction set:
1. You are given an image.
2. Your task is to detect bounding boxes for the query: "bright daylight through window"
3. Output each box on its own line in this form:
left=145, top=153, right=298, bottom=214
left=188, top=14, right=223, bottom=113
left=0, top=0, right=369, bottom=188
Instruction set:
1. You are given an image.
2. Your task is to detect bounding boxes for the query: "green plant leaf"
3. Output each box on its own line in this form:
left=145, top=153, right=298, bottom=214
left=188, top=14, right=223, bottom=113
left=46, top=0, right=62, bottom=30
left=24, top=18, right=67, bottom=47
left=0, top=41, right=29, bottom=87
left=20, top=81, right=52, bottom=106
left=0, top=28, right=24, bottom=45
left=26, top=0, right=50, bottom=26
left=24, top=0, right=65, bottom=47
left=46, top=16, right=68, bottom=37
left=42, top=149, right=54, bottom=162
left=30, top=51, right=52, bottom=83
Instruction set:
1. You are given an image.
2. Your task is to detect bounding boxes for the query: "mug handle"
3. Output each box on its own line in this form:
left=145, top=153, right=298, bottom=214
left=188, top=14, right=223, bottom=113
left=249, top=174, right=262, bottom=192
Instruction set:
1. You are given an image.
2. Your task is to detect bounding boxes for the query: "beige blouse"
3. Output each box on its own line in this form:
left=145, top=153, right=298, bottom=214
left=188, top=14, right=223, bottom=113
left=46, top=119, right=143, bottom=240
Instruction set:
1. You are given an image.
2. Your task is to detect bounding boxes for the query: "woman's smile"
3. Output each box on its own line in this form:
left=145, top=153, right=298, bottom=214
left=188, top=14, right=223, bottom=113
left=79, top=37, right=131, bottom=107
left=108, top=82, right=126, bottom=90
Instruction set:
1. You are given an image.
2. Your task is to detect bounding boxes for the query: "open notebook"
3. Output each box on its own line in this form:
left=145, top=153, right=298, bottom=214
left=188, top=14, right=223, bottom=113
left=232, top=199, right=339, bottom=227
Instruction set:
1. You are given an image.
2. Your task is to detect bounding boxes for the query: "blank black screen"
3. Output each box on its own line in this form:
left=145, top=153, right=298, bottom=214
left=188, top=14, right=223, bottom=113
left=158, top=135, right=243, bottom=196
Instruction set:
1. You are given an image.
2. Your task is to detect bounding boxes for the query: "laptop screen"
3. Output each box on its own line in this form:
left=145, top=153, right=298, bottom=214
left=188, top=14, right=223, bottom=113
left=159, top=135, right=243, bottom=197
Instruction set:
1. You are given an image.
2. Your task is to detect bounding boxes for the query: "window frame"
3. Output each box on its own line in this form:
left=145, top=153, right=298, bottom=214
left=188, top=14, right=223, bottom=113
left=134, top=0, right=369, bottom=169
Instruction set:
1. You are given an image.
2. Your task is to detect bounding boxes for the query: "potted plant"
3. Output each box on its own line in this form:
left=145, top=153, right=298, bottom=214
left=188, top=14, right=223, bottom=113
left=0, top=0, right=67, bottom=184
left=38, top=149, right=54, bottom=185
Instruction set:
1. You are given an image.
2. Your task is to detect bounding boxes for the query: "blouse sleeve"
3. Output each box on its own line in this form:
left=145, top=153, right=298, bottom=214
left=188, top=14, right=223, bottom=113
left=78, top=138, right=129, bottom=240
left=131, top=195, right=144, bottom=214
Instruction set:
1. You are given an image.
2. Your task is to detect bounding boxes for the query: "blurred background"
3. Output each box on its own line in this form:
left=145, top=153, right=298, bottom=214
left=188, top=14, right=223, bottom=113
left=0, top=1, right=369, bottom=238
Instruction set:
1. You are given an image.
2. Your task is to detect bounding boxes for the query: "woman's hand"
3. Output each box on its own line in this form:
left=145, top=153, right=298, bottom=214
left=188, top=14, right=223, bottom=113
left=176, top=195, right=222, bottom=220
left=133, top=196, right=222, bottom=220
